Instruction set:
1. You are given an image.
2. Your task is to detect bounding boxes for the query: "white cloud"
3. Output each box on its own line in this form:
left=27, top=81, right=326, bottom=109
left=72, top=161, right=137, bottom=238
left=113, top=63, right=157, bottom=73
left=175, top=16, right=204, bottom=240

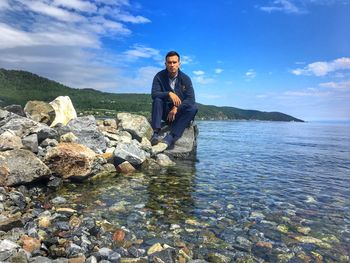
left=123, top=45, right=161, bottom=61
left=52, top=0, right=98, bottom=13
left=193, top=76, right=214, bottom=85
left=260, top=0, right=302, bottom=14
left=245, top=69, right=256, bottom=80
left=319, top=80, right=350, bottom=90
left=0, top=0, right=153, bottom=92
left=284, top=90, right=331, bottom=97
left=193, top=70, right=205, bottom=76
left=181, top=55, right=193, bottom=65
left=22, top=0, right=86, bottom=22
left=215, top=68, right=223, bottom=74
left=292, top=57, right=350, bottom=76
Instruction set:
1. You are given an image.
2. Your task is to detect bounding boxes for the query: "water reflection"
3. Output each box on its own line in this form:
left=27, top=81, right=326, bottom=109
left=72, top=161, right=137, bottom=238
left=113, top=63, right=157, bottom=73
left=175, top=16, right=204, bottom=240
left=145, top=160, right=197, bottom=225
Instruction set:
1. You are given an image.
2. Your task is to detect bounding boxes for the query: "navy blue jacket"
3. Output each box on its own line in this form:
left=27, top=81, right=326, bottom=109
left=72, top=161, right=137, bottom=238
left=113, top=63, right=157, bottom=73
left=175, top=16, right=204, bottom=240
left=151, top=69, right=196, bottom=110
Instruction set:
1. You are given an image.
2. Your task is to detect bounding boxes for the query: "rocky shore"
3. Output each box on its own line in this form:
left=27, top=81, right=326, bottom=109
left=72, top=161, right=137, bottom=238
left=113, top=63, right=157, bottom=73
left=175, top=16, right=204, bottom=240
left=0, top=96, right=199, bottom=262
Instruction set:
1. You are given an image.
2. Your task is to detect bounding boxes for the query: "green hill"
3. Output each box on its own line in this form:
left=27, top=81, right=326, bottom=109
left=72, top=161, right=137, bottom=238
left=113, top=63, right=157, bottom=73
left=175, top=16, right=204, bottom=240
left=0, top=68, right=303, bottom=122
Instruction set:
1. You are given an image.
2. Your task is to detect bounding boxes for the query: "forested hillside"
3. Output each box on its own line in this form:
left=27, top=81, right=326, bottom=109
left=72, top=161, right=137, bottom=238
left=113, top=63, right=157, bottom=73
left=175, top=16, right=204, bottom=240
left=0, top=68, right=303, bottom=122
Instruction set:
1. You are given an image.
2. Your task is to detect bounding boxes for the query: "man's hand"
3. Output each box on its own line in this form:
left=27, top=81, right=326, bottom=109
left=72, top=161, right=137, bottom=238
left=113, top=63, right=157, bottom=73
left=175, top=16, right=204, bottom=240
left=167, top=106, right=178, bottom=122
left=169, top=92, right=181, bottom=106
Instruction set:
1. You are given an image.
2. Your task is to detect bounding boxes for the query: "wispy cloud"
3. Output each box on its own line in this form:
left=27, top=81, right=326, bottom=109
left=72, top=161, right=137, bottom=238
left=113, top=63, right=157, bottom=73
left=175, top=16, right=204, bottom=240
left=123, top=45, right=161, bottom=61
left=319, top=80, right=350, bottom=90
left=245, top=69, right=256, bottom=80
left=292, top=57, right=350, bottom=76
left=215, top=68, right=223, bottom=74
left=259, top=0, right=341, bottom=14
left=260, top=0, right=302, bottom=14
left=193, top=70, right=205, bottom=76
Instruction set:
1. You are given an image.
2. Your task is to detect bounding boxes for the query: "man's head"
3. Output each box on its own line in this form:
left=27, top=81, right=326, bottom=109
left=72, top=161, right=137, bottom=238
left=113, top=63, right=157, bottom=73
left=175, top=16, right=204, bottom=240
left=165, top=51, right=180, bottom=77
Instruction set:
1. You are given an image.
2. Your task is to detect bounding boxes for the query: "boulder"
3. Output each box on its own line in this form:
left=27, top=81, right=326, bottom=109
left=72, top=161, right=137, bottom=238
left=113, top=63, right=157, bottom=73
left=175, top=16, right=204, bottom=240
left=116, top=161, right=136, bottom=174
left=156, top=154, right=176, bottom=167
left=0, top=130, right=23, bottom=151
left=116, top=112, right=153, bottom=141
left=4, top=104, right=26, bottom=117
left=0, top=149, right=51, bottom=186
left=22, top=133, right=38, bottom=153
left=24, top=100, right=56, bottom=125
left=63, top=116, right=107, bottom=154
left=97, top=119, right=118, bottom=134
left=164, top=124, right=198, bottom=159
left=113, top=140, right=149, bottom=167
left=49, top=96, right=77, bottom=127
left=0, top=109, right=45, bottom=138
left=44, top=143, right=97, bottom=180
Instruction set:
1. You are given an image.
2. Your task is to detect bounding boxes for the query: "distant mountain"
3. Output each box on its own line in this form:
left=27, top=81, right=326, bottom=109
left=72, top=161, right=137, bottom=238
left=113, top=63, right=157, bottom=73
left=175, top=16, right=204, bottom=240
left=0, top=68, right=303, bottom=122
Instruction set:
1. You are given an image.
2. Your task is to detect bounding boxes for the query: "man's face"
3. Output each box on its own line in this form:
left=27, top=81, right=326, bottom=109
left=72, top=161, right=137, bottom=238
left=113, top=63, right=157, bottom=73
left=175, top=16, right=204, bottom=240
left=165, top=55, right=180, bottom=76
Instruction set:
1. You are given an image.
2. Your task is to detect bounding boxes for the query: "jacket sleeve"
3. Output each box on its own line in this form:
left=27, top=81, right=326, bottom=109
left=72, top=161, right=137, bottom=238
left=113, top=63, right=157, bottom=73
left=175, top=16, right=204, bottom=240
left=151, top=75, right=169, bottom=100
left=178, top=76, right=195, bottom=110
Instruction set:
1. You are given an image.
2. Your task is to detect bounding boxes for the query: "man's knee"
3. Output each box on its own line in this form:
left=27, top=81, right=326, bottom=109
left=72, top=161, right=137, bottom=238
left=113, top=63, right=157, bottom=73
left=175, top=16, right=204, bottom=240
left=153, top=97, right=164, bottom=105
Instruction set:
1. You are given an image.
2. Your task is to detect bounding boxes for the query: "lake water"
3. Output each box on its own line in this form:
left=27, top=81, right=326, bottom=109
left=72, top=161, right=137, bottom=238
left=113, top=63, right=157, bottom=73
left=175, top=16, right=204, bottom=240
left=55, top=121, right=350, bottom=261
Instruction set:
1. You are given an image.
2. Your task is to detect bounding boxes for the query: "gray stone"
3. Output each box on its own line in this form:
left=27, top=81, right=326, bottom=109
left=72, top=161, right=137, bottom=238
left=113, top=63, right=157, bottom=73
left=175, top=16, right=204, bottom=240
left=22, top=134, right=39, bottom=153
left=40, top=138, right=59, bottom=148
left=117, top=112, right=153, bottom=141
left=97, top=247, right=113, bottom=260
left=37, top=127, right=59, bottom=143
left=0, top=149, right=51, bottom=186
left=113, top=140, right=149, bottom=166
left=156, top=154, right=176, bottom=167
left=29, top=256, right=53, bottom=263
left=4, top=104, right=26, bottom=117
left=164, top=124, right=198, bottom=159
left=67, top=243, right=84, bottom=257
left=108, top=252, right=121, bottom=263
left=0, top=109, right=45, bottom=138
left=86, top=256, right=98, bottom=263
left=65, top=116, right=107, bottom=153
left=0, top=239, right=20, bottom=252
left=8, top=249, right=29, bottom=263
left=51, top=196, right=67, bottom=204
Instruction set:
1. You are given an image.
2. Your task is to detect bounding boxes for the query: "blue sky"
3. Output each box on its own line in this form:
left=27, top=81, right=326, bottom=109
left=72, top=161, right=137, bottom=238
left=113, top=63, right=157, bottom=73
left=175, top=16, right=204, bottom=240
left=0, top=0, right=349, bottom=121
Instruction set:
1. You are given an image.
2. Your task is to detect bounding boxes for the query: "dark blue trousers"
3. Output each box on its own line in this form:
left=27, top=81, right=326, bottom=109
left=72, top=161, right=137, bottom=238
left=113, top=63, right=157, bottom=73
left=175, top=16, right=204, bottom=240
left=151, top=98, right=198, bottom=140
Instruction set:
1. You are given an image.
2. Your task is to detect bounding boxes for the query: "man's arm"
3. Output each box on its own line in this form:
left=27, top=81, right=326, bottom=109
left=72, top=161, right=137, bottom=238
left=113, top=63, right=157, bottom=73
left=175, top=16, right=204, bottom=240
left=178, top=77, right=195, bottom=110
left=151, top=75, right=169, bottom=100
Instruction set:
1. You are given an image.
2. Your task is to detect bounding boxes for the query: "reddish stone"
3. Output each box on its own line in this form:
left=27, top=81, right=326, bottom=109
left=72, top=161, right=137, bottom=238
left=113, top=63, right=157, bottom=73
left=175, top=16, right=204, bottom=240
left=20, top=235, right=41, bottom=252
left=113, top=229, right=125, bottom=242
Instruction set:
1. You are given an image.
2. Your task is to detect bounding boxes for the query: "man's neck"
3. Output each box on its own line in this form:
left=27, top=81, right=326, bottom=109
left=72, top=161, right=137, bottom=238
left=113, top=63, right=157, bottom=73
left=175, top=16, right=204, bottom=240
left=168, top=71, right=178, bottom=79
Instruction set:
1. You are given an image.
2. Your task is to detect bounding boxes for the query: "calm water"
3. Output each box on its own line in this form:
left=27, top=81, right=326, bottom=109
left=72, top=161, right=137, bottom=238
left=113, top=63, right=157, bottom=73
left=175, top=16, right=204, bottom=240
left=56, top=121, right=350, bottom=261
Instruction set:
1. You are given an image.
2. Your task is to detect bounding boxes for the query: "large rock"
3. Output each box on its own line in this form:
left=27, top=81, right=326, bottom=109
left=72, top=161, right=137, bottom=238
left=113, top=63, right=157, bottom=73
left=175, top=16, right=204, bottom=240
left=64, top=116, right=107, bottom=154
left=0, top=109, right=45, bottom=138
left=49, top=96, right=77, bottom=127
left=0, top=130, right=23, bottom=151
left=24, top=100, right=56, bottom=125
left=4, top=104, right=26, bottom=117
left=0, top=149, right=51, bottom=186
left=113, top=140, right=149, bottom=167
left=116, top=112, right=153, bottom=141
left=44, top=143, right=97, bottom=180
left=164, top=124, right=198, bottom=159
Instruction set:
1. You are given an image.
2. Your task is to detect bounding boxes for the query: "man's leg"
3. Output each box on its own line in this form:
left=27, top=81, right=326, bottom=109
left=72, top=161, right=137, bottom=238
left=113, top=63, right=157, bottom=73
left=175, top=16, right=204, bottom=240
left=164, top=104, right=198, bottom=145
left=151, top=97, right=165, bottom=131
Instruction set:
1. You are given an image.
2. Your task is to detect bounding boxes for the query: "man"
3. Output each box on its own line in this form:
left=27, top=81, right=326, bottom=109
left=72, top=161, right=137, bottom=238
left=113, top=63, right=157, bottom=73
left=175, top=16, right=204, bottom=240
left=151, top=51, right=198, bottom=148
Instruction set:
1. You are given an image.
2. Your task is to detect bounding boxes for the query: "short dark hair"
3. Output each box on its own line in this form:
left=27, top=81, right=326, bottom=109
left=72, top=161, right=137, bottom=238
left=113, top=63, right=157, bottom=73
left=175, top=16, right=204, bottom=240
left=165, top=51, right=180, bottom=61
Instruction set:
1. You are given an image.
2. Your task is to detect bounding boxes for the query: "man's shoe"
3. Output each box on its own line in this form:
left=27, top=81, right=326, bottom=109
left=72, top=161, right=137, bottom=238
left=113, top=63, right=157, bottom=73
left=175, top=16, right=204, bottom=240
left=151, top=133, right=160, bottom=146
left=162, top=134, right=174, bottom=149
